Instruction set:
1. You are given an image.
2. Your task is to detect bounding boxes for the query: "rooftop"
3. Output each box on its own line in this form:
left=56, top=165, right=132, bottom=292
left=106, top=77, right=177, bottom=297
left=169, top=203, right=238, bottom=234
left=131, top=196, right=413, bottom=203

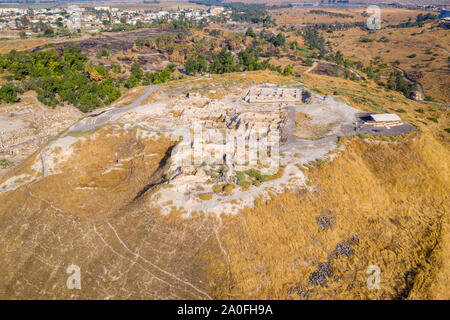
left=370, top=113, right=402, bottom=122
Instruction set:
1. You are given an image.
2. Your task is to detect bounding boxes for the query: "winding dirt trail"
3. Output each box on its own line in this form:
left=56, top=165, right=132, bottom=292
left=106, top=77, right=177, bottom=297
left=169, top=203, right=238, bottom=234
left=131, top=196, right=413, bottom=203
left=65, top=85, right=162, bottom=134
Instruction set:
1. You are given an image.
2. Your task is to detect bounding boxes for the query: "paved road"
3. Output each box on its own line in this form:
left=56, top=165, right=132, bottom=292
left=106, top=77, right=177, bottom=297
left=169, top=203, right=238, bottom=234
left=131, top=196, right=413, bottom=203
left=64, top=85, right=162, bottom=134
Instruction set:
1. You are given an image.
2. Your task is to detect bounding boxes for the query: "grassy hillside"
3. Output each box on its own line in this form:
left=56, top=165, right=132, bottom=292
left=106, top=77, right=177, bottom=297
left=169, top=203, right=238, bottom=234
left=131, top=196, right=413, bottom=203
left=206, top=131, right=449, bottom=299
left=200, top=71, right=450, bottom=299
left=327, top=26, right=450, bottom=103
left=0, top=71, right=448, bottom=299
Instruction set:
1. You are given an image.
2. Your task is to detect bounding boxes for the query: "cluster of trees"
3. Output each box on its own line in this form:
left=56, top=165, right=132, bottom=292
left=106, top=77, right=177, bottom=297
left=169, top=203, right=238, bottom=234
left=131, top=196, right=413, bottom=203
left=238, top=47, right=270, bottom=71
left=0, top=45, right=122, bottom=112
left=299, top=23, right=424, bottom=98
left=389, top=13, right=437, bottom=28
left=265, top=32, right=286, bottom=47
left=0, top=45, right=176, bottom=111
left=184, top=47, right=292, bottom=76
left=228, top=3, right=275, bottom=26
left=245, top=27, right=256, bottom=38
left=267, top=4, right=293, bottom=10
left=189, top=0, right=275, bottom=26
left=125, top=62, right=176, bottom=87
left=185, top=53, right=208, bottom=75
left=323, top=48, right=419, bottom=97
left=246, top=28, right=286, bottom=48
left=385, top=70, right=418, bottom=97
left=0, top=83, right=22, bottom=104
left=135, top=27, right=290, bottom=69
left=104, top=16, right=201, bottom=33
left=309, top=10, right=353, bottom=19
left=308, top=22, right=367, bottom=32
left=302, top=27, right=326, bottom=54
left=209, top=48, right=240, bottom=74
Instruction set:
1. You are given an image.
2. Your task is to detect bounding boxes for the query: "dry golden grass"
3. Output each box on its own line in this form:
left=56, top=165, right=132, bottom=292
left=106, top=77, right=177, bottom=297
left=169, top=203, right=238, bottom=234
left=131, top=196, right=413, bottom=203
left=0, top=125, right=174, bottom=219
left=0, top=123, right=220, bottom=299
left=0, top=38, right=55, bottom=54
left=267, top=7, right=449, bottom=103
left=299, top=73, right=449, bottom=145
left=327, top=26, right=450, bottom=103
left=140, top=86, right=168, bottom=105
left=0, top=33, right=95, bottom=54
left=205, top=131, right=449, bottom=299
left=200, top=70, right=298, bottom=87
left=0, top=70, right=448, bottom=299
left=267, top=55, right=310, bottom=74
left=271, top=7, right=429, bottom=25
left=155, top=70, right=298, bottom=102
left=419, top=211, right=450, bottom=299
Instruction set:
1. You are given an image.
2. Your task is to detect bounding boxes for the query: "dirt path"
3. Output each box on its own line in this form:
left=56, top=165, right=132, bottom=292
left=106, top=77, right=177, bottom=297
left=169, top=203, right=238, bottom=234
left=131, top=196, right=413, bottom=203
left=434, top=45, right=450, bottom=55
left=393, top=66, right=425, bottom=100
left=0, top=85, right=163, bottom=193
left=304, top=61, right=318, bottom=73
left=64, top=85, right=162, bottom=134
left=305, top=60, right=365, bottom=81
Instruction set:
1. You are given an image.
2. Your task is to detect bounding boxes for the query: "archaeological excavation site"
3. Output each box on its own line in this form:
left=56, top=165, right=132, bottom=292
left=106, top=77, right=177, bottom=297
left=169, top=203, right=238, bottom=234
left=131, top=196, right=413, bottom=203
left=0, top=71, right=447, bottom=300
left=0, top=76, right=415, bottom=215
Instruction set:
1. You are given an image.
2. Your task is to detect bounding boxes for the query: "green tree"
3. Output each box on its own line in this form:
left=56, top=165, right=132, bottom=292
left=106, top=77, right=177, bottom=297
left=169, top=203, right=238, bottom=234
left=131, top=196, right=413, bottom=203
left=185, top=53, right=208, bottom=75
left=283, top=65, right=293, bottom=76
left=43, top=27, right=54, bottom=37
left=245, top=27, right=256, bottom=38
left=209, top=48, right=237, bottom=74
left=130, top=62, right=143, bottom=79
left=0, top=83, right=21, bottom=103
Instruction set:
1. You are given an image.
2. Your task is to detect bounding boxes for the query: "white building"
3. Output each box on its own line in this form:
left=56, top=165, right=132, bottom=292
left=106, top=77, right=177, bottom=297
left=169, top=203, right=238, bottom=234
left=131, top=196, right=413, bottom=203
left=369, top=113, right=402, bottom=122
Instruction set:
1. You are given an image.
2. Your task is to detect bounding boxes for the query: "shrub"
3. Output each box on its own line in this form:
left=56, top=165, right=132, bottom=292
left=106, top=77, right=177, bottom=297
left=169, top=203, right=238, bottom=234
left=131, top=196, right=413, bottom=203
left=223, top=184, right=236, bottom=195
left=360, top=37, right=374, bottom=43
left=245, top=168, right=262, bottom=181
left=212, top=184, right=224, bottom=194
left=238, top=180, right=252, bottom=190
left=304, top=58, right=314, bottom=67
left=199, top=193, right=213, bottom=201
left=0, top=83, right=21, bottom=103
left=235, top=171, right=246, bottom=183
left=0, top=159, right=14, bottom=169
left=283, top=65, right=293, bottom=76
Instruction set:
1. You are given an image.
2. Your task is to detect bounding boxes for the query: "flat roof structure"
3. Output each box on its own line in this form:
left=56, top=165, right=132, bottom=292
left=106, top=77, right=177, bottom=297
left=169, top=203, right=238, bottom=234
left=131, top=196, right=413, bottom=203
left=244, top=87, right=301, bottom=103
left=369, top=113, right=402, bottom=122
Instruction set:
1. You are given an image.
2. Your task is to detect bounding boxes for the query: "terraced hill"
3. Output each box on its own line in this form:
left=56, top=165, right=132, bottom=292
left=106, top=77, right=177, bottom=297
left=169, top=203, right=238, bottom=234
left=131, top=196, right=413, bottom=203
left=0, top=71, right=448, bottom=299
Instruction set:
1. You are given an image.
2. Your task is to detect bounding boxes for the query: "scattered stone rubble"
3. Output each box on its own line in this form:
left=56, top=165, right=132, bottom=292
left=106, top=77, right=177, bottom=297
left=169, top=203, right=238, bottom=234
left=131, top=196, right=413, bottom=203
left=0, top=83, right=414, bottom=216
left=0, top=95, right=81, bottom=172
